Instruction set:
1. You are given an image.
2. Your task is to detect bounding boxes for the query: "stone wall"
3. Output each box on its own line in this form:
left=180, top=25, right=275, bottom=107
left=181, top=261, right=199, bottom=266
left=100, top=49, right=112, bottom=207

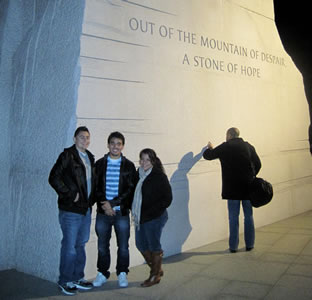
left=0, top=0, right=85, bottom=281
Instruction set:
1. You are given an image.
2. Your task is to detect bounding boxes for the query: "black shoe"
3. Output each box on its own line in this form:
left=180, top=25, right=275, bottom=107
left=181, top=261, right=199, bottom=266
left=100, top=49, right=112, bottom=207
left=229, top=249, right=237, bottom=253
left=58, top=282, right=78, bottom=295
left=74, top=279, right=93, bottom=290
left=246, top=247, right=254, bottom=252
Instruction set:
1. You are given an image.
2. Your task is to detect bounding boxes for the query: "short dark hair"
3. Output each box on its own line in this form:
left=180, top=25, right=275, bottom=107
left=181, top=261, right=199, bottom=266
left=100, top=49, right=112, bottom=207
left=227, top=127, right=240, bottom=139
left=74, top=126, right=89, bottom=137
left=108, top=131, right=125, bottom=145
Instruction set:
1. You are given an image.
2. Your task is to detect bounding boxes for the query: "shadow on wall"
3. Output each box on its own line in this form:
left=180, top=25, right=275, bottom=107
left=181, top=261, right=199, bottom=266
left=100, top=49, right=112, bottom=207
left=162, top=148, right=206, bottom=256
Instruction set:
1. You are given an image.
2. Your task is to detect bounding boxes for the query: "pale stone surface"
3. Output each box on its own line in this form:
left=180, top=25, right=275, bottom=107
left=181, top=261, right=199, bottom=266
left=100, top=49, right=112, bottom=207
left=79, top=0, right=312, bottom=280
left=0, top=0, right=86, bottom=281
left=1, top=0, right=312, bottom=284
left=1, top=212, right=312, bottom=299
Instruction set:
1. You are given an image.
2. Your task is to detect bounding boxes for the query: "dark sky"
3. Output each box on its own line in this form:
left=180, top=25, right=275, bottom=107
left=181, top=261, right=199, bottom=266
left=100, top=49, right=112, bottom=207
left=273, top=0, right=312, bottom=77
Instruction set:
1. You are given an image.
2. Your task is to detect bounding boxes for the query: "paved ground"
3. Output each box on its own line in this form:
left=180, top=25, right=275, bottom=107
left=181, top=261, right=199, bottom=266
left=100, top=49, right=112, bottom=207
left=2, top=210, right=312, bottom=299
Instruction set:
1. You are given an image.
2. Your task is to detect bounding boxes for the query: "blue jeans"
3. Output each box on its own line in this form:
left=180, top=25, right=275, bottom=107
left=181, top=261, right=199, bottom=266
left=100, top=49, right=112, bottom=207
left=58, top=208, right=91, bottom=285
left=135, top=211, right=168, bottom=253
left=227, top=200, right=255, bottom=250
left=95, top=211, right=130, bottom=278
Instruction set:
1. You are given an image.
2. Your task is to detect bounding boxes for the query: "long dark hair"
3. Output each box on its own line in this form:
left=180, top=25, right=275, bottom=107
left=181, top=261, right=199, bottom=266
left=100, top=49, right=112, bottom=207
left=139, top=148, right=165, bottom=173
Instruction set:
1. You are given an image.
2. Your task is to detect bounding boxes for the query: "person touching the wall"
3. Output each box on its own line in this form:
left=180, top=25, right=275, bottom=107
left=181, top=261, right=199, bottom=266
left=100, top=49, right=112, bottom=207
left=49, top=126, right=95, bottom=295
left=93, top=132, right=136, bottom=288
left=203, top=127, right=261, bottom=253
left=132, top=148, right=172, bottom=287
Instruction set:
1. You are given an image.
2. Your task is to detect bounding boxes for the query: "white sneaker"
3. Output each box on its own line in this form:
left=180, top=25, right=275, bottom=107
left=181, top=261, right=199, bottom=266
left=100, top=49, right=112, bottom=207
left=93, top=272, right=107, bottom=287
left=118, top=272, right=128, bottom=288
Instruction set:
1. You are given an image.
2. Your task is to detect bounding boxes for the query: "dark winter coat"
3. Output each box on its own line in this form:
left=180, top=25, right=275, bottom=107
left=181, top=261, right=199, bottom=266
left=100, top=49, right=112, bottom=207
left=94, top=154, right=136, bottom=216
left=137, top=167, right=172, bottom=224
left=48, top=145, right=95, bottom=215
left=203, top=138, right=261, bottom=200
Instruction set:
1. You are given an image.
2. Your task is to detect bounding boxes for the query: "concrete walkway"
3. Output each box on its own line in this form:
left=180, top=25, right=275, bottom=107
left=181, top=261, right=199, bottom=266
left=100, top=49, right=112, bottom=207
left=2, top=210, right=312, bottom=299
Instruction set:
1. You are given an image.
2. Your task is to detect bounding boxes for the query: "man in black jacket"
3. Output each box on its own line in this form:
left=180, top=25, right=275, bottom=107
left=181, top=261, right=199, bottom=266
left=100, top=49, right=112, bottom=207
left=49, top=126, right=95, bottom=295
left=203, top=127, right=261, bottom=253
left=93, top=132, right=136, bottom=288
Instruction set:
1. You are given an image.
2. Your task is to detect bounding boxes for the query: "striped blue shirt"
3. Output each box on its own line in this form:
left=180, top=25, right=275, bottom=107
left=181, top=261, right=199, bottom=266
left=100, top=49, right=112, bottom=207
left=106, top=156, right=121, bottom=211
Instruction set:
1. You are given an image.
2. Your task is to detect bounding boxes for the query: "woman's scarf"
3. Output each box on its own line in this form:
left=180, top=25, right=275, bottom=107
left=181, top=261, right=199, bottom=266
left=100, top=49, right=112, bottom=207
left=132, top=166, right=152, bottom=230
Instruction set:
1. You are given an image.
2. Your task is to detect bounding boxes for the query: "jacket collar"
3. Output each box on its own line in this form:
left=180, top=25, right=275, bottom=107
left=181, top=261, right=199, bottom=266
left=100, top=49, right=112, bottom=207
left=66, top=144, right=95, bottom=163
left=228, top=137, right=244, bottom=143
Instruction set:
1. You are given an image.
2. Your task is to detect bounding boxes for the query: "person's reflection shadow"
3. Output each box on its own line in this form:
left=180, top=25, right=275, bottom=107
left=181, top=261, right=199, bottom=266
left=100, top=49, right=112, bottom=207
left=162, top=147, right=206, bottom=256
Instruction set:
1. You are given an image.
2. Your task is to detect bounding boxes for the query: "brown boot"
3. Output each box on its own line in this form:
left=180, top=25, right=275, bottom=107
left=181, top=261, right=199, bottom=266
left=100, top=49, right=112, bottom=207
left=141, top=251, right=163, bottom=287
left=140, top=250, right=152, bottom=283
left=141, top=250, right=164, bottom=277
left=141, top=250, right=152, bottom=267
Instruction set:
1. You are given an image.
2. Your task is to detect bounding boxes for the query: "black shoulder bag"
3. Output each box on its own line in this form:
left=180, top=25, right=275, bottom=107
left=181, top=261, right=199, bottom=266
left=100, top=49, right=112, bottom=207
left=248, top=148, right=273, bottom=208
left=249, top=177, right=273, bottom=207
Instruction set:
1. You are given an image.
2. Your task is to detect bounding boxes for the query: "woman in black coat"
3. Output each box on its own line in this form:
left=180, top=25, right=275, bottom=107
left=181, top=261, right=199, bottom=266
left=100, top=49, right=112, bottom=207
left=132, top=148, right=172, bottom=287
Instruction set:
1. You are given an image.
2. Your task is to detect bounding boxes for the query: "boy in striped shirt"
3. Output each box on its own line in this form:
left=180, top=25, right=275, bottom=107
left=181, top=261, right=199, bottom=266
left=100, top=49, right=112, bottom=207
left=93, top=132, right=136, bottom=288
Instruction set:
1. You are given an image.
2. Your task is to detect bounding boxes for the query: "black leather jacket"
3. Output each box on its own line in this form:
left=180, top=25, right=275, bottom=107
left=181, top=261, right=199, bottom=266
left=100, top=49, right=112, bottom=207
left=49, top=145, right=95, bottom=215
left=94, top=154, right=136, bottom=216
